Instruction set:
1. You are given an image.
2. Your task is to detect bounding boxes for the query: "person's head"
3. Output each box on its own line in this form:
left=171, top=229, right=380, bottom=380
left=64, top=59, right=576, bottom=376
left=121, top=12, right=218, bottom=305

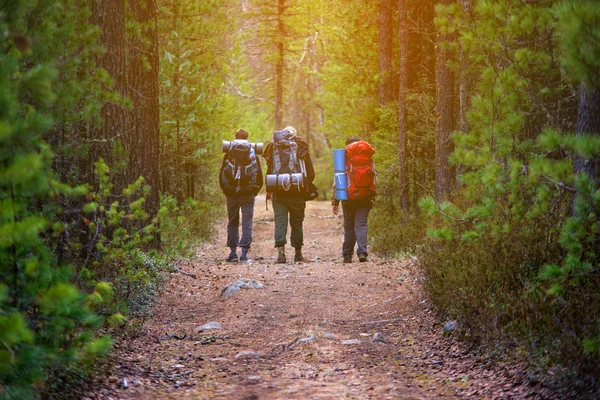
left=283, top=126, right=297, bottom=137
left=235, top=129, right=249, bottom=140
left=346, top=136, right=361, bottom=145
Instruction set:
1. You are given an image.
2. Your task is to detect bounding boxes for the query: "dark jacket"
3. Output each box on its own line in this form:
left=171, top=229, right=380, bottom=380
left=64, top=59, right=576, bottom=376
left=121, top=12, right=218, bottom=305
left=263, top=136, right=315, bottom=196
left=219, top=152, right=263, bottom=196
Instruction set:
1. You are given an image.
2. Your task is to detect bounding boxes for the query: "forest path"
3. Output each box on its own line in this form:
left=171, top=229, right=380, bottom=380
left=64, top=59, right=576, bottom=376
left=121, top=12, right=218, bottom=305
left=97, top=197, right=534, bottom=400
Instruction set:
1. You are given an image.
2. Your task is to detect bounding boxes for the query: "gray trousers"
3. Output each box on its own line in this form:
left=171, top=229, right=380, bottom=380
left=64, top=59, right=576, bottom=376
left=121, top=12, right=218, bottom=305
left=342, top=200, right=371, bottom=256
left=272, top=194, right=306, bottom=248
left=226, top=194, right=255, bottom=248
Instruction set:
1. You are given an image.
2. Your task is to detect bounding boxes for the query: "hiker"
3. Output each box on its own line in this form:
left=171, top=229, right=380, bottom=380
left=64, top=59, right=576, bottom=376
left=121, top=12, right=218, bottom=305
left=219, top=129, right=264, bottom=262
left=332, top=136, right=377, bottom=263
left=263, top=126, right=315, bottom=263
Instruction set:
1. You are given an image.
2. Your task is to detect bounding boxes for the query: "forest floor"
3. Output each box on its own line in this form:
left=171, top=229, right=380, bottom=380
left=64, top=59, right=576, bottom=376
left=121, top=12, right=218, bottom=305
left=88, top=197, right=556, bottom=400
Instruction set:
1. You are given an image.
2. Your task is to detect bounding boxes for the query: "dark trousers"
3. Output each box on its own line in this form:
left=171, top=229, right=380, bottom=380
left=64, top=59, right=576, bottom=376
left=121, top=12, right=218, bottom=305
left=342, top=200, right=371, bottom=256
left=226, top=194, right=255, bottom=248
left=272, top=194, right=306, bottom=248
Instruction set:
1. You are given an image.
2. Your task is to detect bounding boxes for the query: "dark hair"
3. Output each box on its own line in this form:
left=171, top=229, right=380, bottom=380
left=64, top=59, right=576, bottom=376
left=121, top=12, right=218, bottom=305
left=346, top=136, right=361, bottom=145
left=235, top=129, right=249, bottom=140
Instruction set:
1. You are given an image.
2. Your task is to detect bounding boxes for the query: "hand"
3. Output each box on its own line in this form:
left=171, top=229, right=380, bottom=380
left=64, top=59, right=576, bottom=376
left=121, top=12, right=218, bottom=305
left=332, top=205, right=339, bottom=215
left=266, top=192, right=273, bottom=201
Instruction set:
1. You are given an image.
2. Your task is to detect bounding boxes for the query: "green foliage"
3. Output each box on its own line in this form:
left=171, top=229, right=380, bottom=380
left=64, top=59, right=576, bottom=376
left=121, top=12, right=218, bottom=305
left=555, top=1, right=600, bottom=87
left=317, top=0, right=380, bottom=145
left=159, top=0, right=244, bottom=201
left=0, top=2, right=110, bottom=397
left=370, top=96, right=435, bottom=254
left=74, top=159, right=168, bottom=322
left=413, top=0, right=600, bottom=381
left=158, top=195, right=221, bottom=256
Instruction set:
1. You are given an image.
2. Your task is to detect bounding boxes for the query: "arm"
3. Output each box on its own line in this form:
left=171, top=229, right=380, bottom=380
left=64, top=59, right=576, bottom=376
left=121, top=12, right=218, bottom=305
left=219, top=154, right=228, bottom=194
left=254, top=156, right=264, bottom=195
left=331, top=182, right=340, bottom=214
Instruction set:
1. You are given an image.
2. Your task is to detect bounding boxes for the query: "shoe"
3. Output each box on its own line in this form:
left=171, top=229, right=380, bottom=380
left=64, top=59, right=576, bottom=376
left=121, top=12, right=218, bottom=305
left=343, top=255, right=352, bottom=263
left=276, top=247, right=286, bottom=264
left=294, top=248, right=304, bottom=262
left=240, top=248, right=249, bottom=262
left=226, top=253, right=238, bottom=262
left=358, top=253, right=368, bottom=262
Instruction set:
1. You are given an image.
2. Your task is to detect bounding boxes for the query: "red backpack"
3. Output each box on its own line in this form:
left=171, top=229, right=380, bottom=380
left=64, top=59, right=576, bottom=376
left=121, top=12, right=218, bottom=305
left=346, top=141, right=376, bottom=200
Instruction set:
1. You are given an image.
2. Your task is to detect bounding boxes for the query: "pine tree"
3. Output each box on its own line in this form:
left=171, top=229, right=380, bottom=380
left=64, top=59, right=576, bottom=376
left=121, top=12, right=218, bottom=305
left=158, top=0, right=232, bottom=200
left=1, top=2, right=110, bottom=397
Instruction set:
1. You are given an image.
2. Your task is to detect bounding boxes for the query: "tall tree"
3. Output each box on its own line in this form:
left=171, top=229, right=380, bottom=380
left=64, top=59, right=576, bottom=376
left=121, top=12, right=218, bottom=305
left=434, top=0, right=456, bottom=200
left=458, top=0, right=474, bottom=134
left=397, top=0, right=409, bottom=210
left=379, top=0, right=394, bottom=105
left=574, top=85, right=600, bottom=185
left=275, top=0, right=286, bottom=128
left=128, top=0, right=161, bottom=221
left=158, top=0, right=230, bottom=201
left=91, top=0, right=129, bottom=187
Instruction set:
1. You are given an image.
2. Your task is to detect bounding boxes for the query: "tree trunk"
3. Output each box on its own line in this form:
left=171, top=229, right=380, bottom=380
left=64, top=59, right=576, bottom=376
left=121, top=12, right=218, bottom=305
left=379, top=0, right=394, bottom=106
left=435, top=0, right=456, bottom=201
left=275, top=0, right=285, bottom=129
left=459, top=0, right=474, bottom=134
left=574, top=84, right=600, bottom=186
left=397, top=0, right=409, bottom=210
left=91, top=0, right=128, bottom=189
left=419, top=0, right=436, bottom=205
left=128, top=0, right=161, bottom=244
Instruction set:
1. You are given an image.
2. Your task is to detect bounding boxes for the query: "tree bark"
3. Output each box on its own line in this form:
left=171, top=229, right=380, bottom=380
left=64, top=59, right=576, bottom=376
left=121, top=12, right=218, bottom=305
left=459, top=0, right=474, bottom=134
left=435, top=0, right=456, bottom=201
left=574, top=84, right=600, bottom=185
left=128, top=0, right=161, bottom=224
left=91, top=0, right=129, bottom=189
left=379, top=0, right=394, bottom=106
left=397, top=0, right=409, bottom=210
left=275, top=0, right=285, bottom=129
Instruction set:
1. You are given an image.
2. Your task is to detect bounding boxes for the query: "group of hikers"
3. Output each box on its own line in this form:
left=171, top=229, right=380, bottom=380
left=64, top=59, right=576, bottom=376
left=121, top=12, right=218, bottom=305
left=219, top=126, right=376, bottom=264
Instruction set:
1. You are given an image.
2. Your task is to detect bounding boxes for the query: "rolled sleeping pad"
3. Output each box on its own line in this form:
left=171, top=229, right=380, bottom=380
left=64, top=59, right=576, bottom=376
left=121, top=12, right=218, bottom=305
left=265, top=173, right=305, bottom=193
left=333, top=149, right=348, bottom=200
left=222, top=140, right=264, bottom=155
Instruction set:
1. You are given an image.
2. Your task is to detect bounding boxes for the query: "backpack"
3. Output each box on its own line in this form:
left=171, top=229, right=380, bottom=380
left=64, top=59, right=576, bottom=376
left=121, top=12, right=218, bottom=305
left=265, top=130, right=307, bottom=193
left=272, top=129, right=302, bottom=175
left=221, top=140, right=258, bottom=195
left=346, top=141, right=376, bottom=200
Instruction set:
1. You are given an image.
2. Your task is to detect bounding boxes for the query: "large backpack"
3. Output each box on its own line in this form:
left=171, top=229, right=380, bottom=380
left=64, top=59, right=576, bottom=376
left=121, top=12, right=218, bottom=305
left=272, top=130, right=302, bottom=174
left=221, top=140, right=258, bottom=195
left=346, top=141, right=376, bottom=200
left=265, top=130, right=307, bottom=193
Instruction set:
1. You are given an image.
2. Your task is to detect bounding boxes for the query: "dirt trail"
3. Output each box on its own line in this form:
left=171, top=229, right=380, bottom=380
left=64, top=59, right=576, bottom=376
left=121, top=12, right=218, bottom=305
left=96, top=197, right=538, bottom=400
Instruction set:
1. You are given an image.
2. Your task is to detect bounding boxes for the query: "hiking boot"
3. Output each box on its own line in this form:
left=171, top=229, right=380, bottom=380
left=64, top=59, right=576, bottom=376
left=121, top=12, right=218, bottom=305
left=294, top=247, right=304, bottom=262
left=343, top=255, right=352, bottom=264
left=358, top=253, right=368, bottom=262
left=226, top=252, right=239, bottom=263
left=240, top=247, right=249, bottom=262
left=276, top=247, right=286, bottom=264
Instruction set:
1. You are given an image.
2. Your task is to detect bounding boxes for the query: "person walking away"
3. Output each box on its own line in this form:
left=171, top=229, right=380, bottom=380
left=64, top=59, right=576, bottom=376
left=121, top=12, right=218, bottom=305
left=219, top=129, right=263, bottom=262
left=263, top=126, right=315, bottom=263
left=332, top=136, right=376, bottom=263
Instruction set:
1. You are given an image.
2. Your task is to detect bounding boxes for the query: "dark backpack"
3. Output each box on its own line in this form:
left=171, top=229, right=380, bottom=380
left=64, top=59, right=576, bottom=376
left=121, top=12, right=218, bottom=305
left=272, top=129, right=302, bottom=174
left=221, top=140, right=258, bottom=195
left=265, top=130, right=307, bottom=193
